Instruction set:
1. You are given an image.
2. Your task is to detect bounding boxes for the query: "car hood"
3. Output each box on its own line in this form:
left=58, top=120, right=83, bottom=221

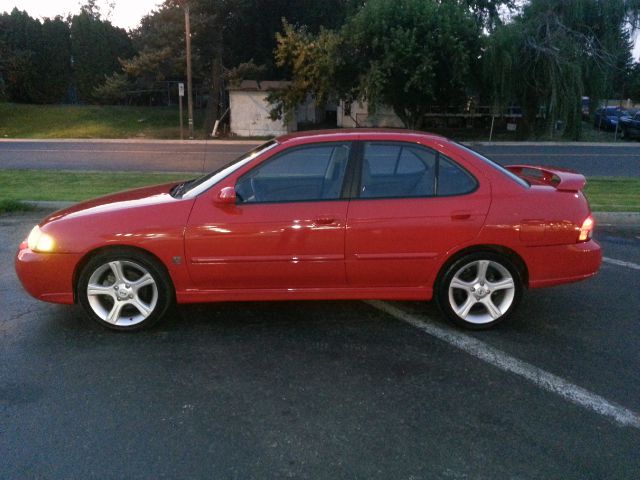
left=41, top=182, right=184, bottom=225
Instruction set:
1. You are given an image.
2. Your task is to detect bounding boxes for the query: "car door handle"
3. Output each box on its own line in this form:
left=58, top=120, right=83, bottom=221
left=315, top=216, right=336, bottom=225
left=451, top=211, right=471, bottom=220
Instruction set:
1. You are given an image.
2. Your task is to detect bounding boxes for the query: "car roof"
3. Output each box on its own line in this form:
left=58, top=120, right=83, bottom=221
left=275, top=128, right=448, bottom=145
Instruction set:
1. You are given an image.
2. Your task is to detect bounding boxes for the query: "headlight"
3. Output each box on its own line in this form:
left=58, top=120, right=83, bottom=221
left=27, top=225, right=55, bottom=252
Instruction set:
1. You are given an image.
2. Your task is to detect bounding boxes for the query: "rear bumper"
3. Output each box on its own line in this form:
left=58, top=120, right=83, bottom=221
left=15, top=247, right=79, bottom=304
left=526, top=240, right=602, bottom=289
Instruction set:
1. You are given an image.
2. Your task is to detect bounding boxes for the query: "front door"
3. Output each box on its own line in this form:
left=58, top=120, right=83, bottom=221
left=185, top=142, right=353, bottom=290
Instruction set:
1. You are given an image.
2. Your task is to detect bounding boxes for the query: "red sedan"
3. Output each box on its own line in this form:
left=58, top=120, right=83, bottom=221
left=15, top=130, right=601, bottom=331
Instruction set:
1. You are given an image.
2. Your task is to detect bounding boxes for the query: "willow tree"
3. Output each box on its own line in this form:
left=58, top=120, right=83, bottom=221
left=484, top=0, right=640, bottom=139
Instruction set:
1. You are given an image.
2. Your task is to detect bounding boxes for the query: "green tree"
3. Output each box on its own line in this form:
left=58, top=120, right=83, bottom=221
left=462, top=0, right=516, bottom=30
left=127, top=3, right=186, bottom=82
left=36, top=17, right=72, bottom=102
left=70, top=6, right=134, bottom=102
left=92, top=72, right=129, bottom=104
left=268, top=21, right=343, bottom=122
left=345, top=0, right=480, bottom=129
left=271, top=0, right=480, bottom=129
left=0, top=9, right=42, bottom=102
left=628, top=62, right=640, bottom=102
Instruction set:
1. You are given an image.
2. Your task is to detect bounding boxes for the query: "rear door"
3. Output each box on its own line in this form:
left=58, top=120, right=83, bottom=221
left=345, top=141, right=491, bottom=287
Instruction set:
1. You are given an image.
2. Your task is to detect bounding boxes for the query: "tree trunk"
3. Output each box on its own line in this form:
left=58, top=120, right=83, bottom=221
left=519, top=87, right=539, bottom=139
left=206, top=27, right=223, bottom=136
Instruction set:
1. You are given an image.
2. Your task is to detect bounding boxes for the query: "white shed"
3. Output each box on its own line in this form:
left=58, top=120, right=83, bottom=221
left=228, top=80, right=296, bottom=137
left=337, top=100, right=404, bottom=128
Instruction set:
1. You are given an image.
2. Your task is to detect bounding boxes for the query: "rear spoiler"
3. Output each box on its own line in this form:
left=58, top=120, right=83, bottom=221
left=505, top=165, right=586, bottom=192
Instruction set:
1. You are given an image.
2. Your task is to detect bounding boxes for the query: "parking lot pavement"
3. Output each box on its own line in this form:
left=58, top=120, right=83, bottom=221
left=1, top=212, right=639, bottom=479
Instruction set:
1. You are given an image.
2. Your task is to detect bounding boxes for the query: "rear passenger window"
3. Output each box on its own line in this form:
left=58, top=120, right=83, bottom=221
left=437, top=156, right=477, bottom=195
left=359, top=142, right=476, bottom=199
left=366, top=145, right=402, bottom=175
left=361, top=143, right=436, bottom=198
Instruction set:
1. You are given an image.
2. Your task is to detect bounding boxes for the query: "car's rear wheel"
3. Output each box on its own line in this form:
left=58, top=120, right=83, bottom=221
left=437, top=252, right=523, bottom=330
left=77, top=249, right=173, bottom=331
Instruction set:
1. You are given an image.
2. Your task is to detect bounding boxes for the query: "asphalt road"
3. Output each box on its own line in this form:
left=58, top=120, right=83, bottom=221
left=1, top=211, right=639, bottom=479
left=1, top=140, right=639, bottom=177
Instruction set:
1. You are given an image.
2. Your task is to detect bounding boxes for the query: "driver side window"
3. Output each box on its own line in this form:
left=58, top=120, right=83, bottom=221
left=236, top=143, right=351, bottom=203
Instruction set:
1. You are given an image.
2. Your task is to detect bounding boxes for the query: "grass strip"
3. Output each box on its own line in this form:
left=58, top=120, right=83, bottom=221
left=0, top=170, right=637, bottom=212
left=0, top=103, right=206, bottom=140
left=0, top=169, right=190, bottom=202
left=584, top=177, right=640, bottom=212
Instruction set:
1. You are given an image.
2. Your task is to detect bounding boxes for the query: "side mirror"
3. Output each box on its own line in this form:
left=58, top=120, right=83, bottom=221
left=216, top=186, right=237, bottom=205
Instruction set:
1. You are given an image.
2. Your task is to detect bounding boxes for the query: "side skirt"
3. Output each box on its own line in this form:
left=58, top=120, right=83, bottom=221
left=176, top=286, right=433, bottom=304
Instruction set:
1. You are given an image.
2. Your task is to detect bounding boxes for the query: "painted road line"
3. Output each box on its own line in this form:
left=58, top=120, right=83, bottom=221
left=366, top=300, right=640, bottom=429
left=603, top=257, right=640, bottom=271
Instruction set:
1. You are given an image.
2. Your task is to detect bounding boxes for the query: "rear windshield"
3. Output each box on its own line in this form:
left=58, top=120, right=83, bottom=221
left=455, top=143, right=529, bottom=188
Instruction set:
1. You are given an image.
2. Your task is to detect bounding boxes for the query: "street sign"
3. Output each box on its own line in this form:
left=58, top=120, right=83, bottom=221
left=179, top=83, right=185, bottom=97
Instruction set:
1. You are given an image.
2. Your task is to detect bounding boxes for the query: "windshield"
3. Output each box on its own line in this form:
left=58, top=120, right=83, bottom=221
left=455, top=143, right=529, bottom=188
left=179, top=140, right=278, bottom=199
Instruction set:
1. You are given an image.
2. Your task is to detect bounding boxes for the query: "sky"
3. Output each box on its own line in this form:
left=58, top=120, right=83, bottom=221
left=0, top=0, right=162, bottom=30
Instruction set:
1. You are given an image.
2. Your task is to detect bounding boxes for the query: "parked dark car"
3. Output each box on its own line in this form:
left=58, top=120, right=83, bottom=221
left=619, top=111, right=640, bottom=139
left=593, top=106, right=632, bottom=130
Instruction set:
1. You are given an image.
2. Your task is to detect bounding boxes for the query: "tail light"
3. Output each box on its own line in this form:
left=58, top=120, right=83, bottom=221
left=578, top=215, right=594, bottom=242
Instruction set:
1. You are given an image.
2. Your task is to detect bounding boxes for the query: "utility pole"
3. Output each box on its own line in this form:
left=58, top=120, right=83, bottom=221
left=184, top=2, right=194, bottom=139
left=178, top=83, right=185, bottom=140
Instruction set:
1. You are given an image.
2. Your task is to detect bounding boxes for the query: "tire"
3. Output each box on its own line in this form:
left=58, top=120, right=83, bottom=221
left=436, top=252, right=523, bottom=330
left=77, top=248, right=174, bottom=331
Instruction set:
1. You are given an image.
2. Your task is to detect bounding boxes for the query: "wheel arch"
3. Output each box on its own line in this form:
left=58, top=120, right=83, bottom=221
left=435, top=244, right=529, bottom=292
left=72, top=244, right=175, bottom=303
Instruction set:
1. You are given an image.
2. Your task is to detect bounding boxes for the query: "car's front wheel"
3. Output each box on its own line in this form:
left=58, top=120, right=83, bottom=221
left=77, top=248, right=173, bottom=331
left=437, top=252, right=523, bottom=330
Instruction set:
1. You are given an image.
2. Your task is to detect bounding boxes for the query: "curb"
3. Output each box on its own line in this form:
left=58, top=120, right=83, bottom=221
left=593, top=212, right=640, bottom=226
left=23, top=200, right=76, bottom=210
left=20, top=201, right=640, bottom=226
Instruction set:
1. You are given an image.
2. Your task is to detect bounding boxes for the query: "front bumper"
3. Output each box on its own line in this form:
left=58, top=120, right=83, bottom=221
left=15, top=245, right=81, bottom=304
